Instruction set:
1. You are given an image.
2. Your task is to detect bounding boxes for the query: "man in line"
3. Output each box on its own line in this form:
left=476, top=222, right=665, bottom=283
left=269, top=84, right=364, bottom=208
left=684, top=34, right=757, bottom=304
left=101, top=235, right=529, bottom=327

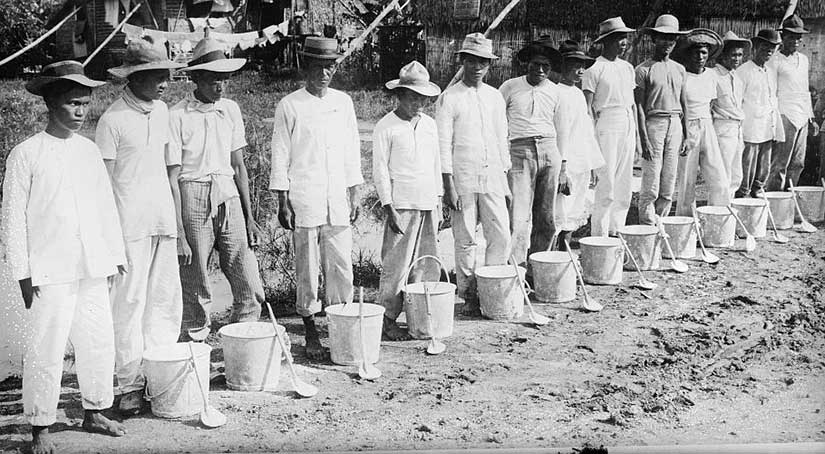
left=583, top=17, right=637, bottom=236
left=635, top=14, right=688, bottom=225
left=2, top=61, right=127, bottom=454
left=96, top=36, right=185, bottom=416
left=438, top=33, right=511, bottom=316
left=673, top=30, right=730, bottom=214
left=372, top=61, right=442, bottom=340
left=711, top=31, right=749, bottom=198
left=170, top=37, right=265, bottom=341
left=270, top=37, right=363, bottom=359
left=766, top=15, right=820, bottom=191
left=736, top=29, right=784, bottom=198
left=499, top=39, right=562, bottom=264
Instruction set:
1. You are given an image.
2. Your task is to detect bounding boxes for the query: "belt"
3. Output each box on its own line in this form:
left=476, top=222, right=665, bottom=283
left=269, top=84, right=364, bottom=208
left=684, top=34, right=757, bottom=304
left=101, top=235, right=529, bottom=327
left=510, top=135, right=552, bottom=143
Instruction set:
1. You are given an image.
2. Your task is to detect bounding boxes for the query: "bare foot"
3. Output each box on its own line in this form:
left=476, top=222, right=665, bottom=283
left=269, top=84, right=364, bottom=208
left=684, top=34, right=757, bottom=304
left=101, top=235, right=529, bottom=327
left=117, top=390, right=144, bottom=417
left=302, top=316, right=327, bottom=361
left=81, top=411, right=126, bottom=437
left=30, top=426, right=55, bottom=454
left=382, top=317, right=412, bottom=341
left=461, top=300, right=482, bottom=318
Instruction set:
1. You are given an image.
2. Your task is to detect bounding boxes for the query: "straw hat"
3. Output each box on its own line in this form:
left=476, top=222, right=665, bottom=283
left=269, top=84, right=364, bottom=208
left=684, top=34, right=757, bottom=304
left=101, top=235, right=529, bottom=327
left=643, top=14, right=688, bottom=36
left=181, top=37, right=246, bottom=72
left=107, top=36, right=184, bottom=79
left=593, top=17, right=635, bottom=43
left=558, top=40, right=595, bottom=69
left=516, top=40, right=562, bottom=66
left=674, top=28, right=723, bottom=61
left=456, top=32, right=498, bottom=60
left=299, top=36, right=343, bottom=60
left=751, top=29, right=782, bottom=46
left=385, top=61, right=441, bottom=97
left=25, top=60, right=106, bottom=97
left=778, top=14, right=810, bottom=34
left=720, top=30, right=751, bottom=52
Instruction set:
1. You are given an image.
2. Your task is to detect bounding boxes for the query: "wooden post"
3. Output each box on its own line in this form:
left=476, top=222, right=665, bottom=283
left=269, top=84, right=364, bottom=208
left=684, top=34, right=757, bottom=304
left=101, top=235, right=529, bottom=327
left=83, top=2, right=144, bottom=67
left=0, top=6, right=81, bottom=68
left=336, top=0, right=400, bottom=64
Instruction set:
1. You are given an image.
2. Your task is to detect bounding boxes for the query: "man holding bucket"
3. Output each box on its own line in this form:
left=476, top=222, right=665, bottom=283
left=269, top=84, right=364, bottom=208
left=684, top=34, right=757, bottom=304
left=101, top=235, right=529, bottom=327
left=373, top=61, right=442, bottom=340
left=437, top=33, right=511, bottom=317
left=96, top=36, right=185, bottom=416
left=270, top=37, right=363, bottom=359
left=2, top=61, right=128, bottom=454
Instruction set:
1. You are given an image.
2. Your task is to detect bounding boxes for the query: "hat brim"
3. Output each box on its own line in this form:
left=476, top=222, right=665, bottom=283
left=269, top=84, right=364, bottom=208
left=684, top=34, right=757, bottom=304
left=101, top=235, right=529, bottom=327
left=516, top=44, right=562, bottom=64
left=456, top=49, right=499, bottom=60
left=562, top=54, right=596, bottom=69
left=25, top=74, right=106, bottom=96
left=107, top=60, right=186, bottom=79
left=751, top=36, right=781, bottom=46
left=644, top=27, right=689, bottom=36
left=674, top=30, right=723, bottom=61
left=385, top=79, right=441, bottom=97
left=777, top=27, right=810, bottom=34
left=722, top=38, right=751, bottom=52
left=299, top=51, right=343, bottom=60
left=593, top=28, right=635, bottom=44
left=180, top=58, right=247, bottom=72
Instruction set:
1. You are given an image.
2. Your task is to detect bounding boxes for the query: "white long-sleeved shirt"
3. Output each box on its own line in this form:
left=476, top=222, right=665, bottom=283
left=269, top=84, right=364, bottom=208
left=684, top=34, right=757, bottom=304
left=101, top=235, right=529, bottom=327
left=555, top=84, right=605, bottom=174
left=1, top=132, right=126, bottom=286
left=269, top=88, right=363, bottom=228
left=711, top=64, right=744, bottom=122
left=499, top=76, right=560, bottom=140
left=581, top=56, right=637, bottom=114
left=737, top=60, right=783, bottom=143
left=372, top=111, right=442, bottom=210
left=436, top=81, right=510, bottom=197
left=769, top=51, right=814, bottom=128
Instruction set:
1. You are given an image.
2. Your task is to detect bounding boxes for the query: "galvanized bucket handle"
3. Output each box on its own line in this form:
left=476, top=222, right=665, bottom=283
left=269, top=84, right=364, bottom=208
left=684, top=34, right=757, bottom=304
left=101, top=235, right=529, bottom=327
left=401, top=254, right=452, bottom=290
left=144, top=357, right=194, bottom=402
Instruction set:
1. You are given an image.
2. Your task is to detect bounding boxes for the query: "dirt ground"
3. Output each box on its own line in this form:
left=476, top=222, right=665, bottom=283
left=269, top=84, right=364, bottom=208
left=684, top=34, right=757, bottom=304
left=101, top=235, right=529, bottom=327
left=1, top=216, right=824, bottom=453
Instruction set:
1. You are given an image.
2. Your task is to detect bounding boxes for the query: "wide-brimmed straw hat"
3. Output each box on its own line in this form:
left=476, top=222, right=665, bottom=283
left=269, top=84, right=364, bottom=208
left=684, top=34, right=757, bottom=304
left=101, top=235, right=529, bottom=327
left=720, top=30, right=751, bottom=52
left=558, top=40, right=595, bottom=68
left=180, top=37, right=246, bottom=72
left=778, top=14, right=810, bottom=34
left=25, top=60, right=106, bottom=96
left=751, top=29, right=782, bottom=46
left=594, top=17, right=635, bottom=43
left=385, top=61, right=441, bottom=97
left=674, top=28, right=723, bottom=61
left=643, top=14, right=688, bottom=36
left=456, top=32, right=498, bottom=60
left=299, top=36, right=343, bottom=60
left=107, top=36, right=184, bottom=79
left=516, top=40, right=562, bottom=66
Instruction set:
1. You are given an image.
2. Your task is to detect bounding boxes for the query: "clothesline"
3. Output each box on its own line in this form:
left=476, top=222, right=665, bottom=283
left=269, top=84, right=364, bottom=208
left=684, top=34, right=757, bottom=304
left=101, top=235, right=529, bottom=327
left=121, top=20, right=289, bottom=52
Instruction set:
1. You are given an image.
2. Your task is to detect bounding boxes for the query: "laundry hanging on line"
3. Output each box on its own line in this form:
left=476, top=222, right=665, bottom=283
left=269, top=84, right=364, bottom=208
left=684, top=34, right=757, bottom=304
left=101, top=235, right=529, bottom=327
left=122, top=20, right=289, bottom=53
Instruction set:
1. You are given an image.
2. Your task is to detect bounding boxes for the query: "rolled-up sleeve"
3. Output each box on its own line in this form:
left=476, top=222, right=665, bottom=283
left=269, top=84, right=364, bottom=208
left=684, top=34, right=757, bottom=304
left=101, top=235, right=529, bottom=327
left=95, top=116, right=119, bottom=160
left=168, top=109, right=184, bottom=168
left=1, top=147, right=32, bottom=281
left=344, top=97, right=364, bottom=188
left=371, top=124, right=393, bottom=206
left=269, top=100, right=292, bottom=191
left=436, top=96, right=454, bottom=174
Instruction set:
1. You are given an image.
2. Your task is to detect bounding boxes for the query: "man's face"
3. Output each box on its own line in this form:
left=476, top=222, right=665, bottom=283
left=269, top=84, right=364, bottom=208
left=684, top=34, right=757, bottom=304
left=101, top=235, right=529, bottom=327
left=396, top=88, right=429, bottom=118
left=782, top=32, right=803, bottom=53
left=461, top=54, right=491, bottom=85
left=305, top=58, right=337, bottom=92
left=525, top=55, right=551, bottom=85
left=563, top=60, right=586, bottom=84
left=687, top=44, right=709, bottom=73
left=605, top=33, right=629, bottom=56
left=753, top=41, right=778, bottom=64
left=46, top=85, right=92, bottom=133
left=130, top=69, right=170, bottom=101
left=722, top=46, right=745, bottom=70
left=653, top=33, right=678, bottom=56
left=193, top=71, right=229, bottom=102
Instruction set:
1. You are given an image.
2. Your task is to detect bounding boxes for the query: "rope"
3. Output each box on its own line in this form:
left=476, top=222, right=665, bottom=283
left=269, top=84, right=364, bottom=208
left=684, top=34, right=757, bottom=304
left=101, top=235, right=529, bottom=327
left=0, top=6, right=81, bottom=68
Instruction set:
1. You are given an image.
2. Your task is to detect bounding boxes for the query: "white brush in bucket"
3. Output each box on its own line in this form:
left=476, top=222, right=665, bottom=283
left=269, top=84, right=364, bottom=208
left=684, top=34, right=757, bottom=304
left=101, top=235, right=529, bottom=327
left=726, top=206, right=757, bottom=251
left=691, top=207, right=720, bottom=264
left=424, top=284, right=446, bottom=355
left=789, top=180, right=818, bottom=233
left=264, top=302, right=318, bottom=398
left=616, top=233, right=657, bottom=290
left=657, top=222, right=689, bottom=273
left=563, top=240, right=602, bottom=313
left=508, top=254, right=551, bottom=325
left=187, top=342, right=226, bottom=428
left=357, top=287, right=381, bottom=380
left=759, top=192, right=789, bottom=244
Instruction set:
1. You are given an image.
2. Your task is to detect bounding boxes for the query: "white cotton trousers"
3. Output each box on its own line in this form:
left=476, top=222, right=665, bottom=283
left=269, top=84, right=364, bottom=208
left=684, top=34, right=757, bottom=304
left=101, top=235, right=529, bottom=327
left=591, top=107, right=636, bottom=236
left=111, top=235, right=182, bottom=394
left=714, top=118, right=745, bottom=199
left=23, top=278, right=115, bottom=426
left=294, top=225, right=354, bottom=316
left=676, top=118, right=730, bottom=215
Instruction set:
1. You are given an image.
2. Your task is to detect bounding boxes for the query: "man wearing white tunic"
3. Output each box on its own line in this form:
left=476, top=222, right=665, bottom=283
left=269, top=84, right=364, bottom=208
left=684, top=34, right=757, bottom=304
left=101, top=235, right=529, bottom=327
left=271, top=37, right=363, bottom=358
left=96, top=36, right=185, bottom=416
left=438, top=33, right=511, bottom=316
left=673, top=30, right=730, bottom=214
left=499, top=40, right=562, bottom=264
left=766, top=15, right=820, bottom=191
left=2, top=61, right=127, bottom=454
left=583, top=17, right=637, bottom=236
left=736, top=29, right=784, bottom=198
left=373, top=61, right=442, bottom=340
left=711, top=31, right=749, bottom=198
left=554, top=41, right=605, bottom=248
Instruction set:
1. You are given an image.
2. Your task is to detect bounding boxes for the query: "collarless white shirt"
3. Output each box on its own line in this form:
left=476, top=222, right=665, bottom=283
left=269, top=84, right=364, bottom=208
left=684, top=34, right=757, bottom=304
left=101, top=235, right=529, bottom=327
left=2, top=132, right=126, bottom=286
left=436, top=81, right=510, bottom=197
left=96, top=96, right=179, bottom=241
left=738, top=60, right=782, bottom=143
left=769, top=51, right=813, bottom=128
left=499, top=76, right=561, bottom=140
left=372, top=111, right=442, bottom=210
left=711, top=64, right=745, bottom=121
left=269, top=87, right=364, bottom=228
left=684, top=69, right=717, bottom=120
left=581, top=56, right=637, bottom=114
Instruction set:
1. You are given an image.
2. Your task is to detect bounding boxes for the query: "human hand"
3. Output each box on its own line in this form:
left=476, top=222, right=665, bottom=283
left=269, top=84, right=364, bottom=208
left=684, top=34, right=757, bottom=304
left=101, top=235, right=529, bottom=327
left=277, top=192, right=295, bottom=230
left=384, top=205, right=405, bottom=235
left=641, top=140, right=653, bottom=161
left=247, top=220, right=263, bottom=247
left=19, top=278, right=38, bottom=309
left=558, top=169, right=571, bottom=196
left=177, top=235, right=193, bottom=266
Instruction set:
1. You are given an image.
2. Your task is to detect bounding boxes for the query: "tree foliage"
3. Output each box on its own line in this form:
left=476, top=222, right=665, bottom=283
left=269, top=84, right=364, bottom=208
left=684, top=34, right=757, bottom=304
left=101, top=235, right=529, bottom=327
left=0, top=0, right=57, bottom=77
